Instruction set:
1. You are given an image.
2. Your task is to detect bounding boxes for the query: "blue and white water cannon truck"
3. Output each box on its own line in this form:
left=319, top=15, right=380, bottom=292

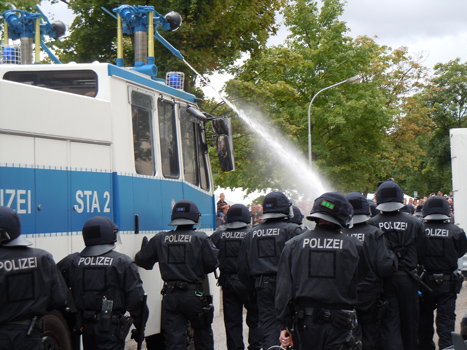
left=1, top=4, right=234, bottom=349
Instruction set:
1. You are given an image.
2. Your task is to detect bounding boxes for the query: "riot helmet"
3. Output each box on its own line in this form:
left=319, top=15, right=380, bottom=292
left=261, top=192, right=293, bottom=220
left=225, top=204, right=250, bottom=229
left=169, top=200, right=201, bottom=226
left=422, top=196, right=451, bottom=220
left=307, top=192, right=354, bottom=228
left=0, top=206, right=32, bottom=247
left=345, top=192, right=370, bottom=224
left=81, top=216, right=119, bottom=256
left=414, top=204, right=424, bottom=217
left=375, top=181, right=405, bottom=212
left=289, top=205, right=304, bottom=225
left=400, top=205, right=409, bottom=213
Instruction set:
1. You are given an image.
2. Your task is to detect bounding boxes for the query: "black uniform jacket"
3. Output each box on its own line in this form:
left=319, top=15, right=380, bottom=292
left=237, top=218, right=297, bottom=285
left=275, top=225, right=370, bottom=330
left=421, top=221, right=467, bottom=273
left=135, top=227, right=219, bottom=284
left=369, top=211, right=426, bottom=269
left=58, top=249, right=147, bottom=326
left=0, top=246, right=68, bottom=323
left=211, top=225, right=248, bottom=275
left=344, top=222, right=397, bottom=294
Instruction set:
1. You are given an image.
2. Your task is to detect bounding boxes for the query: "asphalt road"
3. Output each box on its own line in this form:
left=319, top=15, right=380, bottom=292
left=127, top=284, right=467, bottom=350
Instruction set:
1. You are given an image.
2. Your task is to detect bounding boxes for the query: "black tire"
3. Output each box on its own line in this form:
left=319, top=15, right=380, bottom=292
left=41, top=310, right=73, bottom=350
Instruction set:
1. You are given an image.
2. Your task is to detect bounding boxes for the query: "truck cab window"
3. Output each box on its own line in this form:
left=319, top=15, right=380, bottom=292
left=180, top=106, right=210, bottom=190
left=159, top=100, right=180, bottom=179
left=131, top=91, right=155, bottom=176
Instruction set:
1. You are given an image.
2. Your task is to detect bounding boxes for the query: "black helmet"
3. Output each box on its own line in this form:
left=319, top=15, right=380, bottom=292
left=346, top=192, right=370, bottom=224
left=261, top=192, right=293, bottom=220
left=375, top=181, right=404, bottom=212
left=423, top=196, right=451, bottom=220
left=400, top=205, right=409, bottom=213
left=81, top=216, right=119, bottom=256
left=289, top=205, right=304, bottom=225
left=169, top=200, right=201, bottom=226
left=414, top=204, right=424, bottom=217
left=225, top=204, right=250, bottom=229
left=0, top=206, right=32, bottom=247
left=307, top=192, right=353, bottom=228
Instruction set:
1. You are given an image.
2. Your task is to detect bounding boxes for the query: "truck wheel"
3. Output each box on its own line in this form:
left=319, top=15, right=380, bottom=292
left=41, top=310, right=72, bottom=350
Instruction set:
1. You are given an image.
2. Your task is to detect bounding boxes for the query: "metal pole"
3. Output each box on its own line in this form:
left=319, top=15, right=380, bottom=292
left=307, top=75, right=361, bottom=168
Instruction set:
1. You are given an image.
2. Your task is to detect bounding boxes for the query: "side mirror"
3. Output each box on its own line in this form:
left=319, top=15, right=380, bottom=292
left=212, top=118, right=229, bottom=135
left=216, top=118, right=235, bottom=172
left=186, top=106, right=207, bottom=122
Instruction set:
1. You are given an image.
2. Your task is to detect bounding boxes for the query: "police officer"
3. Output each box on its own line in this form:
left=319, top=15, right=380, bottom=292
left=288, top=205, right=307, bottom=235
left=414, top=204, right=424, bottom=221
left=276, top=192, right=370, bottom=350
left=0, top=206, right=68, bottom=350
left=135, top=200, right=218, bottom=350
left=58, top=216, right=148, bottom=350
left=344, top=192, right=397, bottom=350
left=237, top=191, right=299, bottom=349
left=418, top=196, right=467, bottom=350
left=211, top=204, right=261, bottom=350
left=368, top=181, right=426, bottom=350
left=368, top=200, right=379, bottom=217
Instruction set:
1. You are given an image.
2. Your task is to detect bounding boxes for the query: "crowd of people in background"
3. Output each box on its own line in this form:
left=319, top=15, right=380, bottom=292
left=217, top=190, right=457, bottom=229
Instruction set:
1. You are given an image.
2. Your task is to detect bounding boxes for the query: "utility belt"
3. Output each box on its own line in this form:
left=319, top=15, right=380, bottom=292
left=427, top=273, right=452, bottom=282
left=162, top=281, right=203, bottom=294
left=82, top=311, right=132, bottom=340
left=254, top=274, right=276, bottom=288
left=224, top=273, right=239, bottom=280
left=217, top=273, right=239, bottom=287
left=82, top=311, right=122, bottom=323
left=427, top=272, right=464, bottom=293
left=295, top=306, right=357, bottom=329
left=3, top=316, right=44, bottom=335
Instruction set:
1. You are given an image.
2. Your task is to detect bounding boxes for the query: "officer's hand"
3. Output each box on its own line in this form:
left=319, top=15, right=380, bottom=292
left=141, top=236, right=149, bottom=250
left=131, top=328, right=142, bottom=342
left=279, top=329, right=293, bottom=348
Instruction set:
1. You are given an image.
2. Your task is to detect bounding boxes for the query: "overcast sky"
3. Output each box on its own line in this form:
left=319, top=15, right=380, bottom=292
left=39, top=0, right=467, bottom=71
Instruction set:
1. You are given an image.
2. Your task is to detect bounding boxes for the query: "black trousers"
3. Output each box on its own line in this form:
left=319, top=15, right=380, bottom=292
left=296, top=314, right=351, bottom=350
left=355, top=292, right=382, bottom=350
left=162, top=288, right=214, bottom=350
left=222, top=278, right=261, bottom=350
left=82, top=320, right=124, bottom=350
left=0, top=324, right=42, bottom=350
left=381, top=274, right=419, bottom=350
left=256, top=279, right=280, bottom=349
left=418, top=280, right=457, bottom=350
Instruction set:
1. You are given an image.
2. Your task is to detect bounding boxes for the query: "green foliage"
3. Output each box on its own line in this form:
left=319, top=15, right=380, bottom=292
left=404, top=58, right=467, bottom=196
left=52, top=0, right=283, bottom=91
left=219, top=0, right=429, bottom=196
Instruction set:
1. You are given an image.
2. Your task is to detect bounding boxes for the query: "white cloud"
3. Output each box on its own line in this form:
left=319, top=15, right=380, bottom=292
left=341, top=0, right=467, bottom=68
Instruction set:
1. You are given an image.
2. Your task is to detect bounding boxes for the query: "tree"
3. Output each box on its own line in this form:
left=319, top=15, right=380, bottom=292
left=53, top=0, right=283, bottom=92
left=218, top=0, right=429, bottom=196
left=407, top=58, right=467, bottom=195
